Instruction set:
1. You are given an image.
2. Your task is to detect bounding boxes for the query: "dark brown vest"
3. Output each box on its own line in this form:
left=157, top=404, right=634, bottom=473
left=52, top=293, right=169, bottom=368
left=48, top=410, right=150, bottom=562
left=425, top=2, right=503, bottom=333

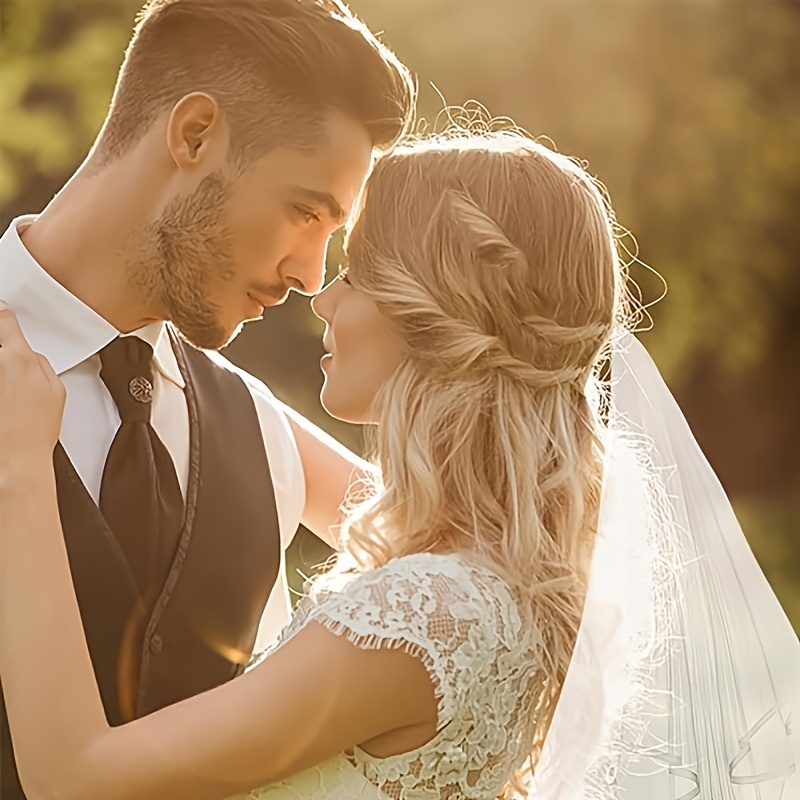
left=0, top=332, right=282, bottom=798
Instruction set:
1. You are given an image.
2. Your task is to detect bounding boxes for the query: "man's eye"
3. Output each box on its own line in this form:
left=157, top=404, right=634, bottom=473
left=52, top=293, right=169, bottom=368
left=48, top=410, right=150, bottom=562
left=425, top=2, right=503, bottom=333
left=294, top=205, right=320, bottom=223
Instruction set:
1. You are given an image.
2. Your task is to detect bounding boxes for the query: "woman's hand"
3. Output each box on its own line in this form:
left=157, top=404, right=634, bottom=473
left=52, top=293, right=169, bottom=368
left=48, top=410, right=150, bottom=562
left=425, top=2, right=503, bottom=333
left=0, top=300, right=66, bottom=481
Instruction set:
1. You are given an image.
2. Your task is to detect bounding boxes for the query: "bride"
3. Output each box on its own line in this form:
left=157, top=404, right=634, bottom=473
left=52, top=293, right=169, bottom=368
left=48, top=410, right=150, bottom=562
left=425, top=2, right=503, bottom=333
left=0, top=129, right=798, bottom=800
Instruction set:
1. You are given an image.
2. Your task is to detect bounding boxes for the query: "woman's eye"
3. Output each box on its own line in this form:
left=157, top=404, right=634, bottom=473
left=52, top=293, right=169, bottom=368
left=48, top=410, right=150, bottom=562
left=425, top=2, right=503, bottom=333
left=294, top=205, right=320, bottom=224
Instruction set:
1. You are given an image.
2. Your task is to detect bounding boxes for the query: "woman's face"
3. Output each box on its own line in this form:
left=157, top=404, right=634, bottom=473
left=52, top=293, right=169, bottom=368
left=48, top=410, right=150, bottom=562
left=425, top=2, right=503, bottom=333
left=311, top=269, right=406, bottom=424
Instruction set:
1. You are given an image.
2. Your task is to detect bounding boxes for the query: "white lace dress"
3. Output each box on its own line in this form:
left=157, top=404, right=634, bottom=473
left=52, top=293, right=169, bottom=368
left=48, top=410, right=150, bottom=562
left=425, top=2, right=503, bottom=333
left=234, top=552, right=545, bottom=800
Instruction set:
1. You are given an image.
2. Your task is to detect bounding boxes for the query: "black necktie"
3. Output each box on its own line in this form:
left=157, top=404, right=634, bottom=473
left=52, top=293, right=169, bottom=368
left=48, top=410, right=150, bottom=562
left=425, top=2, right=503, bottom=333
left=98, top=337, right=184, bottom=600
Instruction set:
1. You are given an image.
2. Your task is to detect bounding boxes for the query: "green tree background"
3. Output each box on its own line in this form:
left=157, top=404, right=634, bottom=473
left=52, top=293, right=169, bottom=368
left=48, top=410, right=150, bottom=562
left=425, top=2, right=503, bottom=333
left=1, top=0, right=798, bottom=630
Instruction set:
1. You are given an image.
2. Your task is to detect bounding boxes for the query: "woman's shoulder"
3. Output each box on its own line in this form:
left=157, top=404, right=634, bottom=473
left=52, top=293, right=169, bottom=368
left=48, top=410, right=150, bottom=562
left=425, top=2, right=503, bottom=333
left=298, top=550, right=535, bottom=651
left=307, top=550, right=512, bottom=605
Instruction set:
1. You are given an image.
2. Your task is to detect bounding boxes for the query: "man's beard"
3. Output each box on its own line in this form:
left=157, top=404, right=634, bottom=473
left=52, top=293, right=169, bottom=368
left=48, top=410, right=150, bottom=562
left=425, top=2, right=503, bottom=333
left=135, top=170, right=240, bottom=350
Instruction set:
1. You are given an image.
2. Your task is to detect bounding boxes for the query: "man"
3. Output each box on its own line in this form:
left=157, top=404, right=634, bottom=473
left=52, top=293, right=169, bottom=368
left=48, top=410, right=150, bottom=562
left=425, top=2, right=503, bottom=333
left=0, top=0, right=414, bottom=796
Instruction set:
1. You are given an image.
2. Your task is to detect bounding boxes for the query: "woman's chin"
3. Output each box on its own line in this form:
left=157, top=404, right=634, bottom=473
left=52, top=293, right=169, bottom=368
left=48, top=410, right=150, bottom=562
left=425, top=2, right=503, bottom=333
left=319, top=385, right=372, bottom=426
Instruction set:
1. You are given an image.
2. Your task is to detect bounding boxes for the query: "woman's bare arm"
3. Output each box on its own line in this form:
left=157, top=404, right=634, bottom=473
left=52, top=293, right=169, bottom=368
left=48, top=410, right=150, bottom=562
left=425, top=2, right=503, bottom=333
left=0, top=469, right=434, bottom=800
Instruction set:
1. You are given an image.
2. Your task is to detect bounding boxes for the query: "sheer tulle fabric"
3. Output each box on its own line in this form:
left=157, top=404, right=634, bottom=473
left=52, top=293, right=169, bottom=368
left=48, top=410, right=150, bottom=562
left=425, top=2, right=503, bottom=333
left=532, top=331, right=800, bottom=800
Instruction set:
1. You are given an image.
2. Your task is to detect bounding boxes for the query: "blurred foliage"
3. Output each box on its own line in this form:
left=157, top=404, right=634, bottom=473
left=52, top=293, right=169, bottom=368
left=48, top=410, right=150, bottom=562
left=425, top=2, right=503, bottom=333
left=0, top=0, right=798, bottom=630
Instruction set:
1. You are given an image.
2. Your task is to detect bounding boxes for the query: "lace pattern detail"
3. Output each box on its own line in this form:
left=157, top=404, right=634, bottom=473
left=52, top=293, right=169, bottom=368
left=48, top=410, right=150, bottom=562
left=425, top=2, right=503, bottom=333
left=237, top=753, right=391, bottom=799
left=252, top=553, right=545, bottom=799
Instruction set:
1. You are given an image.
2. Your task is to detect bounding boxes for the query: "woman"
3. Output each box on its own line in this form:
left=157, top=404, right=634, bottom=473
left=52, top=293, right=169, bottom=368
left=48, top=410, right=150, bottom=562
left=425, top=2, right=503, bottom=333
left=0, top=131, right=797, bottom=800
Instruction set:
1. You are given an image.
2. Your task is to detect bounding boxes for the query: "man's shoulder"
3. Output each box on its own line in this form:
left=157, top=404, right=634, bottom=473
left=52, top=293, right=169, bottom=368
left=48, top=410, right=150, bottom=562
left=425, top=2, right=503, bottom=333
left=176, top=337, right=277, bottom=404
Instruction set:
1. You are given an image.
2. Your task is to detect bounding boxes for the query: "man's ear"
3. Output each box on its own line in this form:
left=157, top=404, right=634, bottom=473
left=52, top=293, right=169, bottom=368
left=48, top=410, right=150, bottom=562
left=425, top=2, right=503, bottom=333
left=165, top=92, right=227, bottom=169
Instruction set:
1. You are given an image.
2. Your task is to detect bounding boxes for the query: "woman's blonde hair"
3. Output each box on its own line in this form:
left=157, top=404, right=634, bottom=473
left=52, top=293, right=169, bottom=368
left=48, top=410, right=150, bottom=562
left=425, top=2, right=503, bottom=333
left=338, top=129, right=624, bottom=792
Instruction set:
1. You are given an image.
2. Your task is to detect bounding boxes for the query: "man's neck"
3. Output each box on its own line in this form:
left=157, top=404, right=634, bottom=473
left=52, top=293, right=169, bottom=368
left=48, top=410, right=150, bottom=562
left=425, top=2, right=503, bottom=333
left=20, top=156, right=166, bottom=334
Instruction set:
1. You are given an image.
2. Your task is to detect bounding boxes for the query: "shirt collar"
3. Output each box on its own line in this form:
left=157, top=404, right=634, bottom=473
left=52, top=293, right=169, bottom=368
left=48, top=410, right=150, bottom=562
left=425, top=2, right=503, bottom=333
left=0, top=215, right=185, bottom=388
left=129, top=322, right=186, bottom=389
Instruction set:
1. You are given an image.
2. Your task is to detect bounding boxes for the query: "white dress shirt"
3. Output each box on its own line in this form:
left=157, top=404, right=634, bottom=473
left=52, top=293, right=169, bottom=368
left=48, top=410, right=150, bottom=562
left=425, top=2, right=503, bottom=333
left=0, top=216, right=305, bottom=650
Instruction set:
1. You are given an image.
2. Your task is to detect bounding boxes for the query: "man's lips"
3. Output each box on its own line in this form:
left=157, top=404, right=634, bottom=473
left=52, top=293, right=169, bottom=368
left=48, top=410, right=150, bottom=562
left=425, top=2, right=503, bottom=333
left=248, top=291, right=287, bottom=309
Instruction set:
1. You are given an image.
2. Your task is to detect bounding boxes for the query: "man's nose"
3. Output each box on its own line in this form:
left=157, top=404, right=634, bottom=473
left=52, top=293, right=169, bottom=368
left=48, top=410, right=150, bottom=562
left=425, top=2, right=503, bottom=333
left=282, top=235, right=330, bottom=295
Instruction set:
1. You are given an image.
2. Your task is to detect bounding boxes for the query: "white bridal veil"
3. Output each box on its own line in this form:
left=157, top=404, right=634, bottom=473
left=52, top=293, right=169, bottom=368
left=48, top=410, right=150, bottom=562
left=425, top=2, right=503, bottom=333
left=531, top=330, right=800, bottom=800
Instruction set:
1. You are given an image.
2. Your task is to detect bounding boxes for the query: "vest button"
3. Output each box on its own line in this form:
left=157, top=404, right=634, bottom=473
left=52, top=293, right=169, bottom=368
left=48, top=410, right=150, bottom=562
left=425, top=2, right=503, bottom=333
left=149, top=634, right=163, bottom=655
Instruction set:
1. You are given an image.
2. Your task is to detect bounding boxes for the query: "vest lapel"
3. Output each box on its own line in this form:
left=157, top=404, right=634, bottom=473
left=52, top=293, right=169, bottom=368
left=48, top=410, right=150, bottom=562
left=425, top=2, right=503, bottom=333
left=54, top=444, right=143, bottom=724
left=135, top=330, right=281, bottom=717
left=0, top=328, right=283, bottom=800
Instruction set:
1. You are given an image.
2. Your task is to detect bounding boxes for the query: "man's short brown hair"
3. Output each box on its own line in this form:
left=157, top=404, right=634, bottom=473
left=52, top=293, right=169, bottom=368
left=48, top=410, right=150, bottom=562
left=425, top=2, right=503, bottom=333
left=95, top=0, right=415, bottom=166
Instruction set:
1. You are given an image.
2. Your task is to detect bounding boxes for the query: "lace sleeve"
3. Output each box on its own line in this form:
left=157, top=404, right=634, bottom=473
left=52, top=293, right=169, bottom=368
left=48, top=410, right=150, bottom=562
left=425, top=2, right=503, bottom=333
left=283, top=552, right=506, bottom=729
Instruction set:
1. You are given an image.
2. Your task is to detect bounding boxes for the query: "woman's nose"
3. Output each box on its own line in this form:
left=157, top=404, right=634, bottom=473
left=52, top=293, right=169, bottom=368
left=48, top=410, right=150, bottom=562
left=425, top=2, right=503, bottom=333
left=311, top=280, right=334, bottom=322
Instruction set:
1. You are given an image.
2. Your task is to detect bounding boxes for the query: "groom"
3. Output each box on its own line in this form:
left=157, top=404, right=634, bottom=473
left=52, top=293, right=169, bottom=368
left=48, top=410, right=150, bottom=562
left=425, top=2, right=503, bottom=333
left=0, top=0, right=413, bottom=797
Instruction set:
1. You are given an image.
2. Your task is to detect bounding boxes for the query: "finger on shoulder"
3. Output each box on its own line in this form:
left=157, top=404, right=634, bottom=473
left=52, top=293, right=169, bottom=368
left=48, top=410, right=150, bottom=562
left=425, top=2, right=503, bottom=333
left=0, top=300, right=33, bottom=354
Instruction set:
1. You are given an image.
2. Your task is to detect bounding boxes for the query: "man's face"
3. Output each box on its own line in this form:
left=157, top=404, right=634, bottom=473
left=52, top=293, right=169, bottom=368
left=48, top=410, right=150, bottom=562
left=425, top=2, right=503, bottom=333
left=144, top=110, right=373, bottom=349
